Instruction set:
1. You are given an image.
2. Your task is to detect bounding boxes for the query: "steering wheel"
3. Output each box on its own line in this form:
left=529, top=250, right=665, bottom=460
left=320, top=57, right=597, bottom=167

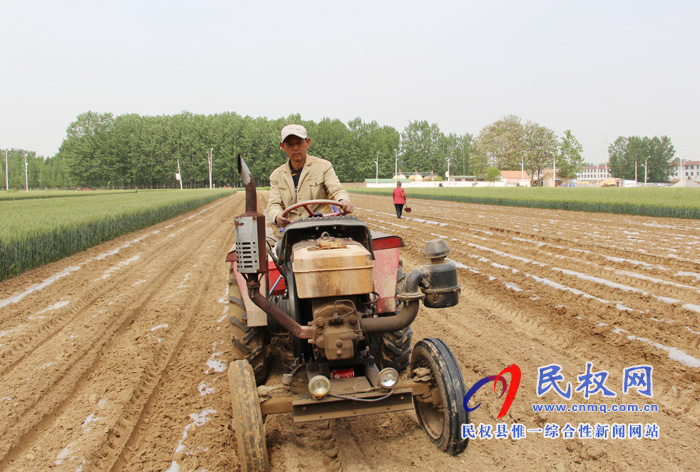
left=281, top=199, right=345, bottom=219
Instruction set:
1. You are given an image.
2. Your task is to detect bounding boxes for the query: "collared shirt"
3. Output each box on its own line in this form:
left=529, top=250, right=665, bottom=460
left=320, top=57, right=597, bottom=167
left=265, top=155, right=351, bottom=227
left=290, top=162, right=302, bottom=190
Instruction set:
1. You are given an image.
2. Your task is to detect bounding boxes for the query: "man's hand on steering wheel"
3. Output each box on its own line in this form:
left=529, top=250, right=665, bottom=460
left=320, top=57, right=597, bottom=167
left=338, top=199, right=354, bottom=214
left=275, top=214, right=293, bottom=228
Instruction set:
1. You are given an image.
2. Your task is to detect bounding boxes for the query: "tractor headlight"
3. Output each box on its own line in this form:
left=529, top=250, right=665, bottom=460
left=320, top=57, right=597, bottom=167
left=378, top=368, right=399, bottom=390
left=308, top=375, right=331, bottom=399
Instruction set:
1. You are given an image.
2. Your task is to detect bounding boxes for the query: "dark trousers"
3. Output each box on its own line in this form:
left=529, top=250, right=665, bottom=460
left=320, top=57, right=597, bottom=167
left=394, top=203, right=404, bottom=218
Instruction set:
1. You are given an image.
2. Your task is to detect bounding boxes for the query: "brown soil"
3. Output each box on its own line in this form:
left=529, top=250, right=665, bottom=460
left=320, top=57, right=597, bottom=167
left=1, top=192, right=699, bottom=471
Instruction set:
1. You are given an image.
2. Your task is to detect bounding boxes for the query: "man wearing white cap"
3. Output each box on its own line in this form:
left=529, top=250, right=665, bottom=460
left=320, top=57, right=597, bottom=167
left=266, top=124, right=354, bottom=229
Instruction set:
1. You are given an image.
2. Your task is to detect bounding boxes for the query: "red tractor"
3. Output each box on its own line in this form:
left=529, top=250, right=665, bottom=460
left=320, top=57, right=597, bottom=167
left=227, top=157, right=469, bottom=471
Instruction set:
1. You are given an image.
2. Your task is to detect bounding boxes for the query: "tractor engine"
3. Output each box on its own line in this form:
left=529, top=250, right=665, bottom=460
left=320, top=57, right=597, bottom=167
left=292, top=232, right=373, bottom=361
left=310, top=298, right=362, bottom=361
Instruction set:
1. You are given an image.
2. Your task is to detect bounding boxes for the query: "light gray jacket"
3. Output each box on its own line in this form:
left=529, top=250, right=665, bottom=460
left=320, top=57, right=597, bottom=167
left=265, top=155, right=350, bottom=226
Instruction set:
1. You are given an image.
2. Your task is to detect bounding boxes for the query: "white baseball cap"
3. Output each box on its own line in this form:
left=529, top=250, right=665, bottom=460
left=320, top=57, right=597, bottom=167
left=281, top=124, right=308, bottom=142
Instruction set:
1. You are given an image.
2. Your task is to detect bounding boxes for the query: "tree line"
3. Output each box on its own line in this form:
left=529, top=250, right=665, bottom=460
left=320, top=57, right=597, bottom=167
left=9, top=112, right=477, bottom=189
left=1, top=149, right=66, bottom=190
left=1, top=111, right=678, bottom=190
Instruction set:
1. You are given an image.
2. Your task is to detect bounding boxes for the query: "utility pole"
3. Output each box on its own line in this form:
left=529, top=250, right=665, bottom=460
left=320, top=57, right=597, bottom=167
left=679, top=156, right=684, bottom=187
left=552, top=151, right=556, bottom=187
left=394, top=148, right=398, bottom=181
left=24, top=154, right=28, bottom=192
left=5, top=149, right=8, bottom=191
left=209, top=148, right=213, bottom=189
left=375, top=151, right=379, bottom=184
left=176, top=159, right=183, bottom=190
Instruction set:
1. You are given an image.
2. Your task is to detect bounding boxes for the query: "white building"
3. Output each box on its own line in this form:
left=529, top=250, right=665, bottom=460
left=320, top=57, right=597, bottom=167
left=670, top=160, right=700, bottom=181
left=576, top=165, right=612, bottom=182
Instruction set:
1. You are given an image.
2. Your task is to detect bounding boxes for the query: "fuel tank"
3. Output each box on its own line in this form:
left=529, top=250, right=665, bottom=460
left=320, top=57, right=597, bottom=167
left=292, top=233, right=374, bottom=299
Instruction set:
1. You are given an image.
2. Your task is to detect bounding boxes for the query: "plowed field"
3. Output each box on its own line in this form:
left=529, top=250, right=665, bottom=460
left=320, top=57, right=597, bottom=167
left=1, top=192, right=698, bottom=471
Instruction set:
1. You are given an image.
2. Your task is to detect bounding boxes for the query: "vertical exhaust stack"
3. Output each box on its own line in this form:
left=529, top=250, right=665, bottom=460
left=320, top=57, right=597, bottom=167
left=234, top=155, right=266, bottom=274
left=234, top=155, right=314, bottom=339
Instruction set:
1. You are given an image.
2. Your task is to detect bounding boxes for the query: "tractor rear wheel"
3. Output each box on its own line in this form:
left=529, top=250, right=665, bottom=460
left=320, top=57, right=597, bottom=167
left=229, top=265, right=267, bottom=385
left=228, top=360, right=269, bottom=472
left=373, top=326, right=413, bottom=371
left=411, top=338, right=468, bottom=455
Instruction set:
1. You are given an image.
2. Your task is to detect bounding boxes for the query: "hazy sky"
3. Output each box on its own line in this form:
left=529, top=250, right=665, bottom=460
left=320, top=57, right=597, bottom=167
left=2, top=1, right=699, bottom=164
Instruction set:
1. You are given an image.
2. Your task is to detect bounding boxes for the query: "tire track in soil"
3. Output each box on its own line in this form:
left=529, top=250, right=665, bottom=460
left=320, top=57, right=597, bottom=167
left=97, top=246, right=223, bottom=471
left=111, top=192, right=270, bottom=471
left=110, top=195, right=255, bottom=472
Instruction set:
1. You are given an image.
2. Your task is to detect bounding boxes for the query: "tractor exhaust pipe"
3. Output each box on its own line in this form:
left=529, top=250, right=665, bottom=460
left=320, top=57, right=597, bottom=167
left=360, top=278, right=423, bottom=334
left=238, top=154, right=258, bottom=215
left=235, top=154, right=314, bottom=339
left=361, top=299, right=420, bottom=334
left=245, top=275, right=314, bottom=339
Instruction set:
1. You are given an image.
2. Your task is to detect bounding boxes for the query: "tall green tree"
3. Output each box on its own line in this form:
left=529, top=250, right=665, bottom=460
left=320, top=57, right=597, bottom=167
left=40, top=154, right=68, bottom=188
left=523, top=121, right=558, bottom=182
left=109, top=113, right=143, bottom=188
left=557, top=130, right=585, bottom=179
left=313, top=118, right=355, bottom=181
left=26, top=153, right=42, bottom=188
left=400, top=120, right=443, bottom=177
left=474, top=115, right=557, bottom=182
left=59, top=111, right=115, bottom=187
left=347, top=118, right=399, bottom=181
left=608, top=136, right=676, bottom=182
left=456, top=133, right=474, bottom=176
left=474, top=115, right=525, bottom=172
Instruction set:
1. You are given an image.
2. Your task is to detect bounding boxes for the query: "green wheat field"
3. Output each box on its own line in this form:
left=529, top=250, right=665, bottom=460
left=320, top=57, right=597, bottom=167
left=0, top=189, right=234, bottom=281
left=350, top=187, right=700, bottom=220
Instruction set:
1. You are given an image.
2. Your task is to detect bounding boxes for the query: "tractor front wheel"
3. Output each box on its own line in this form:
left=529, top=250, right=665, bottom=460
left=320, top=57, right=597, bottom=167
left=228, top=360, right=269, bottom=472
left=411, top=337, right=469, bottom=455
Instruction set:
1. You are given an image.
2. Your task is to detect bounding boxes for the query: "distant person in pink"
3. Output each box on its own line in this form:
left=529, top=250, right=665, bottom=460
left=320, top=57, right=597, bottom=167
left=392, top=181, right=407, bottom=218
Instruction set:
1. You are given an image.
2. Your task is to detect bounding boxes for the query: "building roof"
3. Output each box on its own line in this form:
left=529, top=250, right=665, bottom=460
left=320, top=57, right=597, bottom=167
left=500, top=170, right=530, bottom=180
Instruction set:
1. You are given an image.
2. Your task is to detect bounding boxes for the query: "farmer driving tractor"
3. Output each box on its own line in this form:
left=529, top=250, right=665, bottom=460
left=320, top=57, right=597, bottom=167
left=229, top=132, right=467, bottom=469
left=265, top=124, right=354, bottom=230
